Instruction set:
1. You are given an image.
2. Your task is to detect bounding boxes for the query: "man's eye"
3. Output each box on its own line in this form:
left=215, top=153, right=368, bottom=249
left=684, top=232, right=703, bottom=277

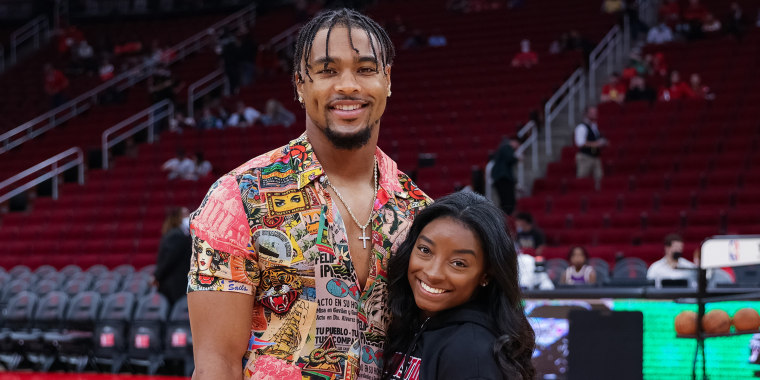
left=317, top=68, right=336, bottom=74
left=358, top=67, right=377, bottom=73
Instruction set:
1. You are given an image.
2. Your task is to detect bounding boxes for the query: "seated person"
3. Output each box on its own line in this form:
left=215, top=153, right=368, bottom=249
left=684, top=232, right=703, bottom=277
left=162, top=149, right=196, bottom=180
left=658, top=70, right=695, bottom=101
left=514, top=212, right=546, bottom=256
left=626, top=75, right=656, bottom=103
left=600, top=73, right=627, bottom=104
left=511, top=39, right=538, bottom=68
left=647, top=233, right=697, bottom=288
left=561, top=246, right=597, bottom=285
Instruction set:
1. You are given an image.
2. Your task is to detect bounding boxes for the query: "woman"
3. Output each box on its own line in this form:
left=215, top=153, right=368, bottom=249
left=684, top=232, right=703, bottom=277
left=383, top=191, right=535, bottom=379
left=561, top=246, right=597, bottom=285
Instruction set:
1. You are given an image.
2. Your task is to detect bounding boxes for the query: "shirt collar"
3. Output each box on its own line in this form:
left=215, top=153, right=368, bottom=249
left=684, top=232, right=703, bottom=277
left=287, top=133, right=405, bottom=197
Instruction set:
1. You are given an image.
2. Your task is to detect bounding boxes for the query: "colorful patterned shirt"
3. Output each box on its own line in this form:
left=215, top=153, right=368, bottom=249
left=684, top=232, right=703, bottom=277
left=188, top=134, right=430, bottom=380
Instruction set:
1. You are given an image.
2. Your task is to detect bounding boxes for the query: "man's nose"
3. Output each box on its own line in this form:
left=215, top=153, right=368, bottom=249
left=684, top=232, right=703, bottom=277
left=335, top=71, right=360, bottom=94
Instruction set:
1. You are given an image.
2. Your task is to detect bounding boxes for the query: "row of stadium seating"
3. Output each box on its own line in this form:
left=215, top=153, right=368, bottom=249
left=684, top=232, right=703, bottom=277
left=0, top=264, right=191, bottom=375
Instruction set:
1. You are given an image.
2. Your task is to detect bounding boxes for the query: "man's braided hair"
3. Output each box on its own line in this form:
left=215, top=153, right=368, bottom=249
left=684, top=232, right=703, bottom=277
left=292, top=8, right=394, bottom=99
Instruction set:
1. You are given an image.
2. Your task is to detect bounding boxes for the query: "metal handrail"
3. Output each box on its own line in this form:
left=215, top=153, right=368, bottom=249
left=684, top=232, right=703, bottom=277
left=588, top=25, right=623, bottom=101
left=0, top=147, right=84, bottom=203
left=187, top=68, right=229, bottom=118
left=543, top=68, right=586, bottom=157
left=515, top=120, right=539, bottom=189
left=271, top=23, right=302, bottom=52
left=1, top=3, right=256, bottom=156
left=10, top=15, right=50, bottom=64
left=102, top=100, right=174, bottom=169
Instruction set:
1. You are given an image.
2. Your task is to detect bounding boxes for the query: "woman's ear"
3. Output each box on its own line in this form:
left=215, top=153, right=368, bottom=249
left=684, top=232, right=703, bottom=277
left=480, top=275, right=489, bottom=287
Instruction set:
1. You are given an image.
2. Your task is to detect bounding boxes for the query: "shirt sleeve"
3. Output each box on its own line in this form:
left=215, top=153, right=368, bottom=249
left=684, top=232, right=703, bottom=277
left=187, top=174, right=259, bottom=295
left=574, top=125, right=587, bottom=147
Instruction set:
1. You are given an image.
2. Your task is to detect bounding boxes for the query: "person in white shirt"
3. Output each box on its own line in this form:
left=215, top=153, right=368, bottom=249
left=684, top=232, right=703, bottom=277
left=161, top=149, right=196, bottom=180
left=227, top=101, right=261, bottom=127
left=193, top=152, right=213, bottom=179
left=647, top=22, right=675, bottom=44
left=647, top=233, right=697, bottom=288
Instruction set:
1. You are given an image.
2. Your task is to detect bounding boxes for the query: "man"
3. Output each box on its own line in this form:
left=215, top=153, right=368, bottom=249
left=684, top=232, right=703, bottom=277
left=511, top=39, right=538, bottom=68
left=574, top=106, right=607, bottom=190
left=514, top=212, right=546, bottom=256
left=491, top=136, right=521, bottom=214
left=600, top=73, right=627, bottom=104
left=43, top=63, right=69, bottom=109
left=646, top=21, right=675, bottom=44
left=187, top=9, right=430, bottom=380
left=646, top=233, right=696, bottom=288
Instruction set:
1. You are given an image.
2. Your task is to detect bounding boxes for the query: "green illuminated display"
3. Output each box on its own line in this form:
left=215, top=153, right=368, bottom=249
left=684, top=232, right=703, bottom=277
left=613, top=300, right=759, bottom=379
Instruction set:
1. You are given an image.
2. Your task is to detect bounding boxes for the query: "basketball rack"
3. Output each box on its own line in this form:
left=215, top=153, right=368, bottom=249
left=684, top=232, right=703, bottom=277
left=674, top=236, right=760, bottom=380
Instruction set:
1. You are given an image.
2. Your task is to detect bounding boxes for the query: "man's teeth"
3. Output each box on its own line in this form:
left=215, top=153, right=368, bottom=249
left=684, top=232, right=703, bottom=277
left=335, top=104, right=361, bottom=111
left=420, top=281, right=445, bottom=294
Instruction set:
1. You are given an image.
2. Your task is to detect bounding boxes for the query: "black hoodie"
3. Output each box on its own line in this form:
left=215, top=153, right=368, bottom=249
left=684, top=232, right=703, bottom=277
left=388, top=304, right=504, bottom=380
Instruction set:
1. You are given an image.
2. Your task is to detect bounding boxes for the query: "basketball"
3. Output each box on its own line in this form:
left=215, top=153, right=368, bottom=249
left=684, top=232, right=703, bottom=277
left=703, top=309, right=732, bottom=334
left=733, top=308, right=760, bottom=332
left=674, top=311, right=697, bottom=335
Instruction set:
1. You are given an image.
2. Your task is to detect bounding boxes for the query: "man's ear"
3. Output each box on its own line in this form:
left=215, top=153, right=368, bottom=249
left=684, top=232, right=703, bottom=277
left=294, top=73, right=304, bottom=102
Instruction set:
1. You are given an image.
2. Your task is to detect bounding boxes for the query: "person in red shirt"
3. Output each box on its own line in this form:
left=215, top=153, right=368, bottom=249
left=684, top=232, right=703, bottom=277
left=511, top=39, right=538, bottom=68
left=43, top=63, right=69, bottom=108
left=689, top=73, right=714, bottom=100
left=659, top=0, right=681, bottom=28
left=600, top=73, right=627, bottom=104
left=658, top=70, right=695, bottom=101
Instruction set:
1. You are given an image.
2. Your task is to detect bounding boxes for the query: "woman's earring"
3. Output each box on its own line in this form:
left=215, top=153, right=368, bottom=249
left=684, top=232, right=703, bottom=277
left=481, top=281, right=488, bottom=287
left=298, top=95, right=303, bottom=103
left=387, top=88, right=392, bottom=97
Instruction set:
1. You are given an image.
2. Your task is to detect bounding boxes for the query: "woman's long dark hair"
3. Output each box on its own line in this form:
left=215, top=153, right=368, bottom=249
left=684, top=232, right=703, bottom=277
left=383, top=191, right=535, bottom=379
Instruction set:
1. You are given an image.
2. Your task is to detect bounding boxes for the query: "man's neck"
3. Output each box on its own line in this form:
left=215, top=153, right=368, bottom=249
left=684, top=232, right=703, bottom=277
left=306, top=126, right=379, bottom=184
left=666, top=255, right=678, bottom=267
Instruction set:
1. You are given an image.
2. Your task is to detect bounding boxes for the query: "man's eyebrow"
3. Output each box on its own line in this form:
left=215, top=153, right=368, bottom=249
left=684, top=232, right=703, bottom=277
left=308, top=56, right=336, bottom=67
left=357, top=56, right=378, bottom=65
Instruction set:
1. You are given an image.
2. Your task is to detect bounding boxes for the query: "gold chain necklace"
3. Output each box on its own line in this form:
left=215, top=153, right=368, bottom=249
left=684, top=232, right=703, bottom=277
left=322, top=157, right=378, bottom=249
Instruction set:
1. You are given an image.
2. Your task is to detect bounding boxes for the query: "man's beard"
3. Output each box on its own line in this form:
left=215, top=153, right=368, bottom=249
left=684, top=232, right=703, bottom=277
left=323, top=118, right=377, bottom=150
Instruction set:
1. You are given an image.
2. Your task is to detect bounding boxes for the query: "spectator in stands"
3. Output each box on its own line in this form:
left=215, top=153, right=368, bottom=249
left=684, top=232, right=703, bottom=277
left=602, top=0, right=624, bottom=15
left=98, top=58, right=115, bottom=82
left=484, top=151, right=500, bottom=207
left=237, top=26, right=258, bottom=86
left=162, top=149, right=196, bottom=180
left=511, top=39, right=538, bottom=68
left=514, top=212, right=546, bottom=256
left=574, top=106, right=607, bottom=189
left=517, top=250, right=555, bottom=290
left=427, top=30, right=448, bottom=47
left=626, top=74, right=656, bottom=103
left=43, top=63, right=69, bottom=109
left=227, top=101, right=261, bottom=127
left=647, top=233, right=697, bottom=288
left=659, top=0, right=681, bottom=28
left=491, top=136, right=521, bottom=214
left=217, top=29, right=241, bottom=94
left=689, top=73, right=714, bottom=100
left=57, top=25, right=84, bottom=57
left=402, top=29, right=426, bottom=49
left=723, top=2, right=747, bottom=40
left=647, top=21, right=675, bottom=44
left=169, top=111, right=196, bottom=133
left=600, top=73, right=627, bottom=104
left=188, top=9, right=430, bottom=379
left=71, top=40, right=97, bottom=76
left=702, top=13, right=722, bottom=35
left=154, top=207, right=192, bottom=305
left=148, top=64, right=182, bottom=105
left=193, top=152, right=213, bottom=179
left=680, top=0, right=710, bottom=40
left=658, top=70, right=695, bottom=101
left=198, top=106, right=224, bottom=130
left=560, top=246, right=597, bottom=285
left=259, top=98, right=296, bottom=127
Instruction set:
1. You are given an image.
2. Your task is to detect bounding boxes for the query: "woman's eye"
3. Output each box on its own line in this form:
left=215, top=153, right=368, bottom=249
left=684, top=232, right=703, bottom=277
left=417, top=246, right=431, bottom=254
left=452, top=260, right=467, bottom=268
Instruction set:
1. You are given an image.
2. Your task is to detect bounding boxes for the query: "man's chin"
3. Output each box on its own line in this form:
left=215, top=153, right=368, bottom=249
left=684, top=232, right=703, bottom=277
left=324, top=124, right=373, bottom=150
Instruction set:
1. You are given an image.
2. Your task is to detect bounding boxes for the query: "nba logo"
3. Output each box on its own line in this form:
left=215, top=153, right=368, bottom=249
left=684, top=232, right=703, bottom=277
left=172, top=331, right=187, bottom=347
left=728, top=240, right=740, bottom=262
left=135, top=334, right=150, bottom=349
left=100, top=332, right=115, bottom=347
